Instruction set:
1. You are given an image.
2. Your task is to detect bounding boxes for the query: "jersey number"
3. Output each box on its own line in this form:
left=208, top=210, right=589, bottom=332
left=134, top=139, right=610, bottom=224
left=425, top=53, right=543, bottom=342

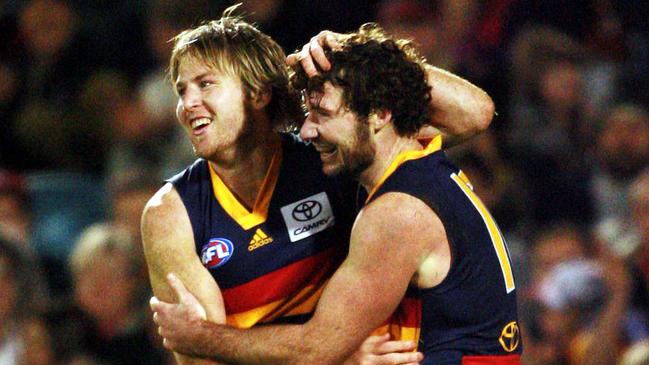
left=451, top=172, right=515, bottom=293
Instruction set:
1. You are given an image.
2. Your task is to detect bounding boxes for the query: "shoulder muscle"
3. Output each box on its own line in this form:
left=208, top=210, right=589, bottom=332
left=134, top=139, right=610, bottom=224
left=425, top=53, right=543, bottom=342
left=354, top=192, right=450, bottom=287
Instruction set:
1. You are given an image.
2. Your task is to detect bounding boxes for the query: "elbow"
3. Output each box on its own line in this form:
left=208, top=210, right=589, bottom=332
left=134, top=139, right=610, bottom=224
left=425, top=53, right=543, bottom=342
left=474, top=92, right=495, bottom=133
left=448, top=91, right=495, bottom=140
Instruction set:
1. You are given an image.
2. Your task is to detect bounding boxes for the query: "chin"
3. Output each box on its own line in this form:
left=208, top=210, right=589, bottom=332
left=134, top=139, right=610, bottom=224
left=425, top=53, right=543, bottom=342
left=192, top=141, right=213, bottom=159
left=192, top=147, right=210, bottom=160
left=191, top=145, right=202, bottom=157
left=322, top=163, right=344, bottom=177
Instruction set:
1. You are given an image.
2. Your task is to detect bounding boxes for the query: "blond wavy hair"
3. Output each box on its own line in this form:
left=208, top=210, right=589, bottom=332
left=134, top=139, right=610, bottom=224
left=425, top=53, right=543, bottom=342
left=169, top=5, right=302, bottom=131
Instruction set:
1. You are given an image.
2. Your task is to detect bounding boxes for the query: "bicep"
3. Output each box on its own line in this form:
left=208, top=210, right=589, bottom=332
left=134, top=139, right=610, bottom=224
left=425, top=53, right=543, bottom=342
left=304, top=193, right=433, bottom=362
left=142, top=184, right=225, bottom=323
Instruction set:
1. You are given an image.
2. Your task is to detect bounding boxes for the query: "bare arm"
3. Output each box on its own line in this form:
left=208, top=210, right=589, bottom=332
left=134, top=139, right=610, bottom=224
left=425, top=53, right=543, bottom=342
left=152, top=193, right=443, bottom=364
left=290, top=31, right=495, bottom=145
left=142, top=183, right=226, bottom=365
left=420, top=64, right=495, bottom=145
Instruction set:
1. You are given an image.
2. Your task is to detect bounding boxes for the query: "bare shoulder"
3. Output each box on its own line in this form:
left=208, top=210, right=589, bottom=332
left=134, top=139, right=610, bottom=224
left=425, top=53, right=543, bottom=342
left=356, top=192, right=450, bottom=288
left=351, top=192, right=441, bottom=265
left=142, top=183, right=184, bottom=223
left=141, top=183, right=188, bottom=243
left=141, top=183, right=195, bottom=286
left=355, top=192, right=439, bottom=240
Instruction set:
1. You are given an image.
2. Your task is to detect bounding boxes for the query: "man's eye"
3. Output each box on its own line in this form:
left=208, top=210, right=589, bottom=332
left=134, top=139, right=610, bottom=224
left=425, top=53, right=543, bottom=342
left=176, top=87, right=186, bottom=96
left=200, top=80, right=214, bottom=88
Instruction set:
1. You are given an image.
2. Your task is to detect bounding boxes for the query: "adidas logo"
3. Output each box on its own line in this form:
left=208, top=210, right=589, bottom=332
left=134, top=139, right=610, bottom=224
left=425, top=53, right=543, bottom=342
left=248, top=228, right=274, bottom=251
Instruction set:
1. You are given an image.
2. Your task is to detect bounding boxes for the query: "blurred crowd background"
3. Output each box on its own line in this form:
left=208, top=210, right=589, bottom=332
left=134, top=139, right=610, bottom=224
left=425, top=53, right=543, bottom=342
left=0, top=0, right=648, bottom=364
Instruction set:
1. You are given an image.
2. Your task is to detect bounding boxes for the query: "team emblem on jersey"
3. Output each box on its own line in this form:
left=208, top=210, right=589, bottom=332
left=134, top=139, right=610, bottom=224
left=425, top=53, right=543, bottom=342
left=201, top=238, right=234, bottom=269
left=499, top=321, right=520, bottom=352
left=281, top=191, right=335, bottom=242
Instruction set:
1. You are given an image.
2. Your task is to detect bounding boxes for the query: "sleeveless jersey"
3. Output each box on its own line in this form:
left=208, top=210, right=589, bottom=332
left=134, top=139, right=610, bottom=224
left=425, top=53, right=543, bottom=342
left=366, top=136, right=522, bottom=364
left=168, top=135, right=354, bottom=328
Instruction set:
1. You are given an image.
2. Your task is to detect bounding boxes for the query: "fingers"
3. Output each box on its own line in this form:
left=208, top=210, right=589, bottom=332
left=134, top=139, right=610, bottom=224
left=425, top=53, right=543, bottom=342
left=154, top=312, right=170, bottom=340
left=311, top=31, right=342, bottom=69
left=356, top=334, right=422, bottom=364
left=298, top=43, right=319, bottom=78
left=375, top=339, right=418, bottom=354
left=308, top=33, right=331, bottom=72
left=286, top=52, right=301, bottom=67
left=149, top=296, right=170, bottom=314
left=286, top=30, right=344, bottom=78
left=359, top=333, right=391, bottom=349
left=150, top=296, right=160, bottom=310
left=361, top=335, right=417, bottom=354
left=376, top=352, right=423, bottom=365
left=150, top=299, right=171, bottom=328
left=321, top=30, right=342, bottom=51
left=166, top=273, right=208, bottom=320
left=167, top=273, right=190, bottom=301
left=162, top=338, right=175, bottom=351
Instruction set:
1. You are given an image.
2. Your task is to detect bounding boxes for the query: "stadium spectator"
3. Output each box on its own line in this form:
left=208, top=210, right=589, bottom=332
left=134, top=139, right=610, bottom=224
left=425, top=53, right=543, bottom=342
left=69, top=223, right=169, bottom=364
left=507, top=25, right=594, bottom=226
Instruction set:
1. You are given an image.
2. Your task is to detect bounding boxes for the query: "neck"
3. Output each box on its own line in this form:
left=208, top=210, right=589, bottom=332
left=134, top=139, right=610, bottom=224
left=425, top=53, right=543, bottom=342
left=358, top=128, right=422, bottom=192
left=209, top=131, right=281, bottom=209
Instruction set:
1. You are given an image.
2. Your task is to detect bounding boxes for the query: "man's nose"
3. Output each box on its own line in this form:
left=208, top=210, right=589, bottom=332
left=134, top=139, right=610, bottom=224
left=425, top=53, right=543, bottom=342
left=182, top=88, right=201, bottom=110
left=300, top=114, right=319, bottom=141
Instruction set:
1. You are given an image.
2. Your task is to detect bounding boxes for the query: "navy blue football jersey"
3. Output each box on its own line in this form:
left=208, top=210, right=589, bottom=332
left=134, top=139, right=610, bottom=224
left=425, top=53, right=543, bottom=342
left=366, top=136, right=522, bottom=364
left=168, top=135, right=355, bottom=327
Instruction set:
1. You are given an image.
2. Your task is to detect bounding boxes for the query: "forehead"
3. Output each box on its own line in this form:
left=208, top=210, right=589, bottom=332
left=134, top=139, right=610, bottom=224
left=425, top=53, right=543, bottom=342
left=176, top=56, right=215, bottom=81
left=175, top=54, right=240, bottom=86
left=307, top=81, right=345, bottom=112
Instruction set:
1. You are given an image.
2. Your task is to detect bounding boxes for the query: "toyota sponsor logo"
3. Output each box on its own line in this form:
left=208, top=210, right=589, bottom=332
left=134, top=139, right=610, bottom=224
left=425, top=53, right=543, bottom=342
left=281, top=192, right=335, bottom=242
left=291, top=200, right=322, bottom=221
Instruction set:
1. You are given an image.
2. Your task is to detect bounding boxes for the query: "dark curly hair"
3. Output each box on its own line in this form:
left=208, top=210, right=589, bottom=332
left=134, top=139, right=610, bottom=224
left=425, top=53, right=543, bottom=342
left=292, top=23, right=431, bottom=136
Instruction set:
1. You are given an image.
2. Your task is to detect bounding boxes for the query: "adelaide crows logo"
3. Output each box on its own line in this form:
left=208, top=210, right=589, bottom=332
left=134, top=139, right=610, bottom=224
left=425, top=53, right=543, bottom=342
left=499, top=321, right=520, bottom=352
left=201, top=238, right=234, bottom=269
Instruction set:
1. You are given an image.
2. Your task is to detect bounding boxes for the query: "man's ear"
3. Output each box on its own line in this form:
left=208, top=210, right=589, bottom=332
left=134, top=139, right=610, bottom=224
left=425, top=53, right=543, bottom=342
left=369, top=109, right=392, bottom=133
left=250, top=88, right=272, bottom=110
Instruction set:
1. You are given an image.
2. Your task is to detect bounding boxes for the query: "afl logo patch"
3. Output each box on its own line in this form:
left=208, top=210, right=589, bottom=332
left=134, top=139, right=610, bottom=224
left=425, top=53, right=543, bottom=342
left=201, top=238, right=234, bottom=269
left=292, top=200, right=322, bottom=221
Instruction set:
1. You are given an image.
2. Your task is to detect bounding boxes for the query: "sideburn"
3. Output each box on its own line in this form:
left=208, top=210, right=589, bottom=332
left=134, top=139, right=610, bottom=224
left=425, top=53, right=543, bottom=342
left=346, top=119, right=375, bottom=179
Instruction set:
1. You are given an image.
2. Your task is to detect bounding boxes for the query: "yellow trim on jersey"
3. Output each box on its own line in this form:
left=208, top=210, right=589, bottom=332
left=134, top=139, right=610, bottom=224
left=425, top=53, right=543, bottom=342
left=208, top=146, right=283, bottom=230
left=372, top=324, right=421, bottom=345
left=226, top=282, right=325, bottom=328
left=284, top=283, right=326, bottom=316
left=226, top=298, right=282, bottom=328
left=451, top=172, right=516, bottom=293
left=456, top=170, right=473, bottom=190
left=366, top=135, right=442, bottom=203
